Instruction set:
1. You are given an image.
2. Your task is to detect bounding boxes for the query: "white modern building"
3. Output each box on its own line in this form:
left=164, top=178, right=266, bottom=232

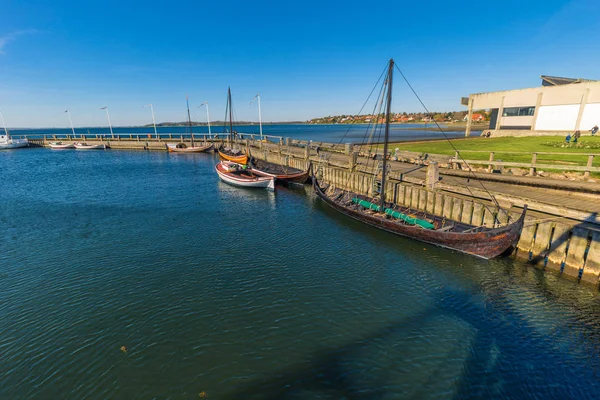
left=462, top=76, right=600, bottom=136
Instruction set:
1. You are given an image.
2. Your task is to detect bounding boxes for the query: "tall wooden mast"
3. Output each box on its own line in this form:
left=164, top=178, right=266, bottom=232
left=228, top=87, right=233, bottom=146
left=186, top=95, right=194, bottom=147
left=380, top=58, right=394, bottom=211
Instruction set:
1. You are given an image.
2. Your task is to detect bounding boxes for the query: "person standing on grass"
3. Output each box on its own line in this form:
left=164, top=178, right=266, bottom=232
left=574, top=130, right=581, bottom=143
left=591, top=125, right=598, bottom=136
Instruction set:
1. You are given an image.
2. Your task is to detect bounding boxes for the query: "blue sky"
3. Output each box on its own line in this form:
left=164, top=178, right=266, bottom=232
left=0, top=0, right=598, bottom=127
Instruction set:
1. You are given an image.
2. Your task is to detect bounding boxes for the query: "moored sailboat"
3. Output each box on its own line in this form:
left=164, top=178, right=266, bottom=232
left=167, top=96, right=214, bottom=153
left=215, top=160, right=274, bottom=190
left=218, top=147, right=248, bottom=164
left=0, top=133, right=29, bottom=149
left=0, top=111, right=28, bottom=149
left=312, top=59, right=526, bottom=259
left=217, top=87, right=249, bottom=164
left=167, top=142, right=213, bottom=153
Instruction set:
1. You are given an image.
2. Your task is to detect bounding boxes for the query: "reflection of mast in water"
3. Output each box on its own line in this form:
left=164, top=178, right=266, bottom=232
left=265, top=186, right=276, bottom=210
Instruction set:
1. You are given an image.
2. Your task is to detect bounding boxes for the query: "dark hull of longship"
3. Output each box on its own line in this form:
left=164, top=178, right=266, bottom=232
left=314, top=180, right=526, bottom=259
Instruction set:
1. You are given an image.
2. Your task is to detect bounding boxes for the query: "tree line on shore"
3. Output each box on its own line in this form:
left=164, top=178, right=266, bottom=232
left=308, top=110, right=491, bottom=124
left=145, top=110, right=493, bottom=127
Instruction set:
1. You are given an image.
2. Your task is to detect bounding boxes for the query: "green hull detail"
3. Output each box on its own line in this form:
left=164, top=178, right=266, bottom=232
left=352, top=198, right=434, bottom=230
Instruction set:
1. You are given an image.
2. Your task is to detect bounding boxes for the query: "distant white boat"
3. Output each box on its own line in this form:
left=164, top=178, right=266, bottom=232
left=0, top=110, right=28, bottom=149
left=73, top=142, right=107, bottom=150
left=166, top=142, right=213, bottom=153
left=167, top=96, right=214, bottom=153
left=0, top=133, right=28, bottom=149
left=49, top=141, right=75, bottom=149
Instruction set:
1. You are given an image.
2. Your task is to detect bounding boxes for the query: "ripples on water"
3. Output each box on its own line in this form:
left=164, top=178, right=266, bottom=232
left=1, top=148, right=600, bottom=399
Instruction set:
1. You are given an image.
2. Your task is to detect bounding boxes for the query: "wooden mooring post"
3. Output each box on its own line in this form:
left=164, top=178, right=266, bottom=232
left=426, top=162, right=439, bottom=190
left=348, top=152, right=358, bottom=170
left=487, top=152, right=495, bottom=173
left=584, top=155, right=594, bottom=179
left=529, top=153, right=537, bottom=176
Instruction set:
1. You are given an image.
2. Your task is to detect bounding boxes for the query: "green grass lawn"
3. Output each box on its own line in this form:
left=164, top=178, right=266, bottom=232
left=389, top=136, right=600, bottom=167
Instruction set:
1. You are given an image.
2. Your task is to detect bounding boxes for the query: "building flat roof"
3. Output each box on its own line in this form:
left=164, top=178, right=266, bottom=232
left=541, top=75, right=598, bottom=86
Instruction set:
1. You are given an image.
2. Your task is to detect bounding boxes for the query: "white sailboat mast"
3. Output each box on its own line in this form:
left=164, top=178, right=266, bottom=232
left=250, top=93, right=263, bottom=141
left=257, top=93, right=263, bottom=141
left=200, top=101, right=211, bottom=136
left=101, top=107, right=114, bottom=137
left=0, top=109, right=9, bottom=136
left=65, top=109, right=76, bottom=136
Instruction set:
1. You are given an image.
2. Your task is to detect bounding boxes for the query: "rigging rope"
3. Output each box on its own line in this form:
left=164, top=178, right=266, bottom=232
left=222, top=91, right=230, bottom=135
left=393, top=63, right=510, bottom=223
left=339, top=73, right=388, bottom=197
left=322, top=63, right=388, bottom=195
left=318, top=60, right=510, bottom=227
left=334, top=63, right=389, bottom=147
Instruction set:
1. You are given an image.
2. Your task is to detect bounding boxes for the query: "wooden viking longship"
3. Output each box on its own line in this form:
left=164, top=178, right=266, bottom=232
left=312, top=59, right=526, bottom=259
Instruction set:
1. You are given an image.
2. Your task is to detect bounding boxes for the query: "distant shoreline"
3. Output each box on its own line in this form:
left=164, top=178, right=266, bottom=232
left=8, top=121, right=489, bottom=130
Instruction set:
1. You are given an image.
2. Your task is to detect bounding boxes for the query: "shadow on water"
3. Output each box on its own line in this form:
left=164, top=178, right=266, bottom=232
left=219, top=189, right=600, bottom=399
left=222, top=309, right=436, bottom=399
left=223, top=284, right=600, bottom=399
left=443, top=287, right=600, bottom=399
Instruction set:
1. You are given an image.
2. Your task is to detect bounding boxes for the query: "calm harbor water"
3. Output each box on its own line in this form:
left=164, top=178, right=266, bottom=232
left=2, top=148, right=600, bottom=399
left=9, top=123, right=469, bottom=144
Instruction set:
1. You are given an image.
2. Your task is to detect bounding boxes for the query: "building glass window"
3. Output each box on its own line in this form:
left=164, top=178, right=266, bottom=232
left=502, top=106, right=535, bottom=117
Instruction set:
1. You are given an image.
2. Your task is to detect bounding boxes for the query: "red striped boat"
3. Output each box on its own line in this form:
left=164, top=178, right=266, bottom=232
left=215, top=161, right=274, bottom=190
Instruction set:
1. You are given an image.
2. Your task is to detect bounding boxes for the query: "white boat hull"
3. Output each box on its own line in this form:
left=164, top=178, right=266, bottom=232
left=0, top=138, right=29, bottom=149
left=167, top=143, right=213, bottom=153
left=74, top=142, right=107, bottom=150
left=49, top=142, right=75, bottom=149
left=215, top=163, right=274, bottom=189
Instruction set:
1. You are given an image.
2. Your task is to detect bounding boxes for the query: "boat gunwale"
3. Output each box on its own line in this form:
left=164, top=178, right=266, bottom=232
left=215, top=162, right=273, bottom=184
left=73, top=142, right=107, bottom=150
left=167, top=143, right=214, bottom=153
left=217, top=146, right=248, bottom=164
